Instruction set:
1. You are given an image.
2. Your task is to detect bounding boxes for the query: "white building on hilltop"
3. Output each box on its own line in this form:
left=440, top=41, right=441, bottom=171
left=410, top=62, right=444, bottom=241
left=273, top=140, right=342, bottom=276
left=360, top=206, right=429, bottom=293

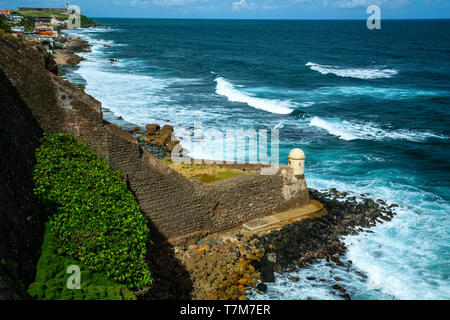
left=64, top=3, right=81, bottom=29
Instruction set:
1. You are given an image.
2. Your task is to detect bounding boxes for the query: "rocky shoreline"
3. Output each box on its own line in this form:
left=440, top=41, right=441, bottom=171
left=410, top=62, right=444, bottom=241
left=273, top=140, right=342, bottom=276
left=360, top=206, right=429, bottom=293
left=54, top=38, right=90, bottom=66
left=149, top=188, right=398, bottom=300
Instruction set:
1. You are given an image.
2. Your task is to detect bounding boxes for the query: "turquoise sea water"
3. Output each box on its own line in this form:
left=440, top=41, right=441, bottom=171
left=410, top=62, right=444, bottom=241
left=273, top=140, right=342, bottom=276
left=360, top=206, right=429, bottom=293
left=63, top=19, right=450, bottom=300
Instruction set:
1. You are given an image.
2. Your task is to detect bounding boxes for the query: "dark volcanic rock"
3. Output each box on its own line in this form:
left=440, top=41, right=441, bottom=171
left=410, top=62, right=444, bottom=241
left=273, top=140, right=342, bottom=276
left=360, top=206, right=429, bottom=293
left=260, top=264, right=275, bottom=283
left=332, top=284, right=347, bottom=293
left=256, top=283, right=268, bottom=293
left=248, top=188, right=397, bottom=292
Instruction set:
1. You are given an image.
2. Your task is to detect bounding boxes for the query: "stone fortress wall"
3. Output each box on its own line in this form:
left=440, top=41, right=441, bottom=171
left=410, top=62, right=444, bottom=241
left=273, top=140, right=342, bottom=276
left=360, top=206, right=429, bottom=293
left=0, top=34, right=310, bottom=244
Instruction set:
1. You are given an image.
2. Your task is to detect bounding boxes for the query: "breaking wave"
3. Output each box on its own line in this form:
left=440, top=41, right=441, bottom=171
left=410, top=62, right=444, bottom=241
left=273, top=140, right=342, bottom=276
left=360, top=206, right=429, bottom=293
left=214, top=77, right=296, bottom=114
left=309, top=116, right=446, bottom=142
left=306, top=62, right=398, bottom=80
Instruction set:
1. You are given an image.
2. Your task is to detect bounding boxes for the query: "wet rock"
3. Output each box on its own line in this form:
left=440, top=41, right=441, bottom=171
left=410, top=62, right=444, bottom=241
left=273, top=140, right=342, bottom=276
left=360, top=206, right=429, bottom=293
left=178, top=187, right=395, bottom=300
left=250, top=260, right=262, bottom=270
left=144, top=123, right=179, bottom=151
left=332, top=284, right=347, bottom=293
left=256, top=283, right=268, bottom=293
left=167, top=139, right=180, bottom=152
left=260, top=265, right=275, bottom=283
left=145, top=124, right=160, bottom=136
left=267, top=252, right=277, bottom=263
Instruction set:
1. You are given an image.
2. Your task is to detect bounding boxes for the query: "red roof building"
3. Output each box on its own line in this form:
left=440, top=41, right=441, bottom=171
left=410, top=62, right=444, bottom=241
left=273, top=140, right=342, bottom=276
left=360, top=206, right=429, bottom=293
left=0, top=9, right=10, bottom=15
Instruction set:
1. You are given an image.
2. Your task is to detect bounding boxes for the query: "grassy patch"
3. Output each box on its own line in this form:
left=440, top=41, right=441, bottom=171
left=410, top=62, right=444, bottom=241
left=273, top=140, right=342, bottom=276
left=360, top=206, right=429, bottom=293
left=19, top=11, right=69, bottom=19
left=163, top=159, right=250, bottom=183
left=81, top=15, right=97, bottom=27
left=27, top=223, right=136, bottom=300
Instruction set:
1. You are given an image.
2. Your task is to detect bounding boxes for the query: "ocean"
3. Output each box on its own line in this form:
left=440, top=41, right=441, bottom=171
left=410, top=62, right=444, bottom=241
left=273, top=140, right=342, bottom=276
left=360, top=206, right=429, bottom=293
left=63, top=19, right=450, bottom=300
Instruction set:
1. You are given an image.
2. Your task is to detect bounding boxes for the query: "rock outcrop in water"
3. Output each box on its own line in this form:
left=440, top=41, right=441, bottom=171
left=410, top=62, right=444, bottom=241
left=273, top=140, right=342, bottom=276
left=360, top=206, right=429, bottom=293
left=145, top=123, right=180, bottom=152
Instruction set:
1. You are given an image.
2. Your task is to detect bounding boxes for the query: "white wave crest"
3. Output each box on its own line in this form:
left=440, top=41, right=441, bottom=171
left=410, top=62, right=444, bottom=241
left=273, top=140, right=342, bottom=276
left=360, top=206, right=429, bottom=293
left=306, top=62, right=398, bottom=80
left=214, top=77, right=295, bottom=114
left=309, top=116, right=446, bottom=142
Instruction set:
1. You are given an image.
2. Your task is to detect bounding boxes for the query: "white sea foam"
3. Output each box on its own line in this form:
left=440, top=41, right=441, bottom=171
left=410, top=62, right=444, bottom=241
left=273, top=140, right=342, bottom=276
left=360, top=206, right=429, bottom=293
left=306, top=177, right=450, bottom=300
left=214, top=77, right=295, bottom=114
left=318, top=86, right=439, bottom=99
left=309, top=116, right=446, bottom=142
left=306, top=62, right=398, bottom=80
left=251, top=170, right=450, bottom=300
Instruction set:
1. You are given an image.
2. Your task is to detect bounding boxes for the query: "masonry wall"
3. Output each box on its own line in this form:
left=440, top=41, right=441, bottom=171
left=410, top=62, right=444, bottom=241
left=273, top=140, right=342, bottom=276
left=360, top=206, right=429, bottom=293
left=201, top=169, right=310, bottom=234
left=0, top=68, right=45, bottom=297
left=0, top=34, right=310, bottom=245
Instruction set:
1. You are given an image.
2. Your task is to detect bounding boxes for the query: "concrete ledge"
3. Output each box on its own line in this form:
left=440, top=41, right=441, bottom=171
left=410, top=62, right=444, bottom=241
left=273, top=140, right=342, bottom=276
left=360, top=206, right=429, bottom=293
left=243, top=200, right=325, bottom=232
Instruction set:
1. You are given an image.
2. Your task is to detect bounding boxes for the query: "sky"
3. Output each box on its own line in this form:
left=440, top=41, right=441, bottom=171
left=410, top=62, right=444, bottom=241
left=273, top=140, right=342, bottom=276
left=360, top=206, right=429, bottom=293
left=1, top=0, right=449, bottom=19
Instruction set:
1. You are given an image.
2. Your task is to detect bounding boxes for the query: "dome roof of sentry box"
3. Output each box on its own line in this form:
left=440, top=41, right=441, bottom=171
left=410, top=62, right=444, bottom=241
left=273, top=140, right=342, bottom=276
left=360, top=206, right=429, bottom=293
left=288, top=148, right=305, bottom=160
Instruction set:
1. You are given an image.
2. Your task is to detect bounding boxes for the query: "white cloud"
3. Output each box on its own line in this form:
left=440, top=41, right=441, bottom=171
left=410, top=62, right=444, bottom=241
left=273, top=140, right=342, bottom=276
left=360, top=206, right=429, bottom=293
left=337, top=0, right=385, bottom=9
left=130, top=0, right=152, bottom=7
left=336, top=0, right=409, bottom=9
left=232, top=0, right=257, bottom=11
left=153, top=0, right=209, bottom=7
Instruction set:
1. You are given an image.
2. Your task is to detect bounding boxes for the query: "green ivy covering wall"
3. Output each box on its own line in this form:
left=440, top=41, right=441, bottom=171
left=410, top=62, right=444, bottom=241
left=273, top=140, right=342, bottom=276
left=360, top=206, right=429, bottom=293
left=32, top=133, right=152, bottom=290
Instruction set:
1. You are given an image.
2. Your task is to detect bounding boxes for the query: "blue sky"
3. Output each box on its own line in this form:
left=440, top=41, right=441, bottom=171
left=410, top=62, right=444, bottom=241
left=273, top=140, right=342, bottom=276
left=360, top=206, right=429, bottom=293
left=1, top=0, right=449, bottom=19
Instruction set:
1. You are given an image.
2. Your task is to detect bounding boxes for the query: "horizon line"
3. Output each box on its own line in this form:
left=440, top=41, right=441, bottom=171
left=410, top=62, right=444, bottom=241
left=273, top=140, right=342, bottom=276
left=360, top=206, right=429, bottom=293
left=88, top=17, right=450, bottom=21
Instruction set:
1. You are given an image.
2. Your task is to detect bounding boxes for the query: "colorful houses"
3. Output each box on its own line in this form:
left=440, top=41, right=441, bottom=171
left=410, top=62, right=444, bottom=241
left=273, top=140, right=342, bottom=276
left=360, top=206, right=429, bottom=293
left=2, top=4, right=83, bottom=48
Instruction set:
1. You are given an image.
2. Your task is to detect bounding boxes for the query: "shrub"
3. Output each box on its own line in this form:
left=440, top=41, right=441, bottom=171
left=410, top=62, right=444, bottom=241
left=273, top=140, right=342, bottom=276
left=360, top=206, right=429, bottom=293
left=27, top=223, right=137, bottom=300
left=0, top=15, right=10, bottom=33
left=33, top=133, right=152, bottom=289
left=80, top=15, right=97, bottom=27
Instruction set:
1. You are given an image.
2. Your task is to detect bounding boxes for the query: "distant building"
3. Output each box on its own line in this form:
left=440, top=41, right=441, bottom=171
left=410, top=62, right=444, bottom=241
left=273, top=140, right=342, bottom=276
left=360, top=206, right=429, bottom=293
left=35, top=25, right=54, bottom=31
left=65, top=4, right=81, bottom=30
left=11, top=15, right=23, bottom=23
left=11, top=26, right=24, bottom=32
left=0, top=9, right=10, bottom=15
left=34, top=16, right=52, bottom=26
left=18, top=7, right=67, bottom=13
left=18, top=3, right=81, bottom=30
left=23, top=31, right=40, bottom=41
left=10, top=26, right=25, bottom=39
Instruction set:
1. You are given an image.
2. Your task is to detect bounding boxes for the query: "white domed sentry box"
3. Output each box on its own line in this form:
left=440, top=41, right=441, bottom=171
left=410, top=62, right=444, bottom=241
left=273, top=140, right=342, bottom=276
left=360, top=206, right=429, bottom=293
left=288, top=148, right=306, bottom=177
